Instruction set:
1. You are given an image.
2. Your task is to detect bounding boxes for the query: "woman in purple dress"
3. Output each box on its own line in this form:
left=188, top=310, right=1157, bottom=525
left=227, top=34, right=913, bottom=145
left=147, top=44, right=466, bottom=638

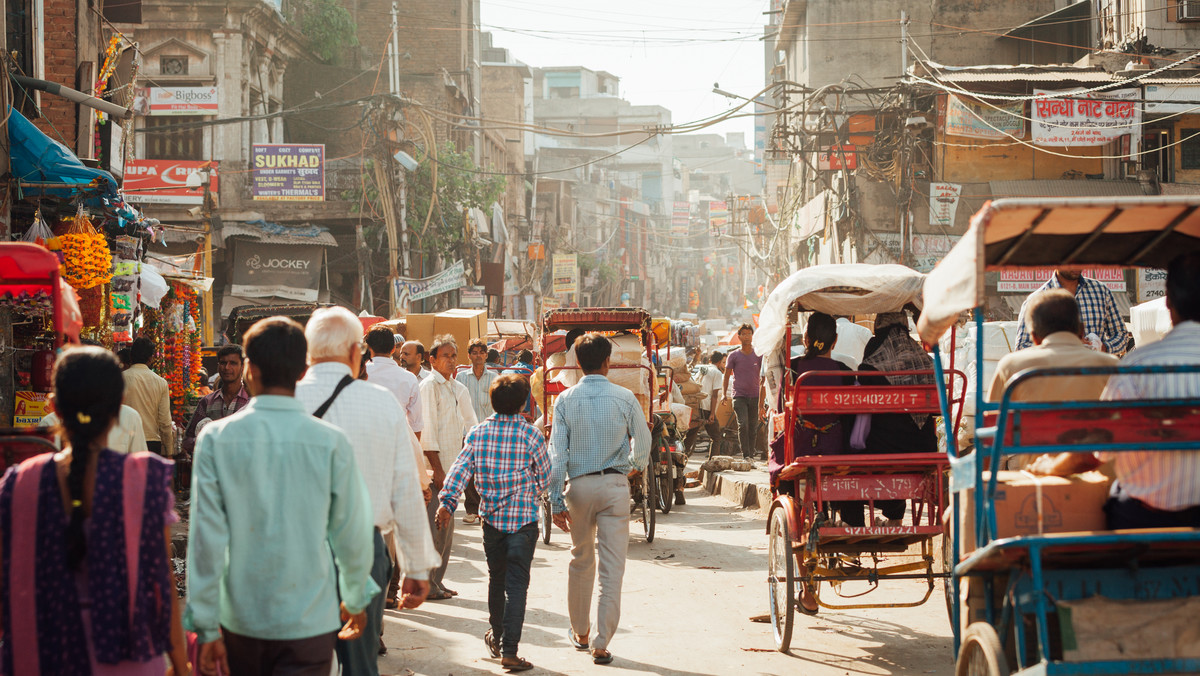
left=0, top=347, right=190, bottom=676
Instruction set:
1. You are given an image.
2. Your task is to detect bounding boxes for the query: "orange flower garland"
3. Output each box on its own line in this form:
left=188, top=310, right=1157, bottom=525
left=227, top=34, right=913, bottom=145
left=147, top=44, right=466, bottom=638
left=159, top=284, right=203, bottom=425
left=60, top=215, right=112, bottom=289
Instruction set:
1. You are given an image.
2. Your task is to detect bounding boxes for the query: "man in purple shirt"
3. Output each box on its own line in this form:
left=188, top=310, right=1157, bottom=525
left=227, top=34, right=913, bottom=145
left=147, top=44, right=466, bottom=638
left=722, top=323, right=765, bottom=460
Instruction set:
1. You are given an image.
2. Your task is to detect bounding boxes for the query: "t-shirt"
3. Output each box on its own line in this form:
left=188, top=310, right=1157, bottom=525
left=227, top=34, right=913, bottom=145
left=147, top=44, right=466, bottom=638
left=695, top=364, right=723, bottom=410
left=725, top=349, right=763, bottom=399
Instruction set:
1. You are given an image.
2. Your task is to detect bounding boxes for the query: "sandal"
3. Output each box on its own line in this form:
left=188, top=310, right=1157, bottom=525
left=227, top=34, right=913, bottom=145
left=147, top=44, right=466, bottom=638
left=591, top=649, right=614, bottom=665
left=385, top=597, right=400, bottom=610
left=427, top=589, right=453, bottom=601
left=484, top=629, right=501, bottom=658
left=798, top=583, right=820, bottom=616
left=567, top=629, right=588, bottom=650
left=502, top=656, right=534, bottom=672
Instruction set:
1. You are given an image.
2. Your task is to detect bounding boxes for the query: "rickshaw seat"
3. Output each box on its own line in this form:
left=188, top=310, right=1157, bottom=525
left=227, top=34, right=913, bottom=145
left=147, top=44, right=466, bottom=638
left=982, top=402, right=1200, bottom=450
left=779, top=451, right=948, bottom=482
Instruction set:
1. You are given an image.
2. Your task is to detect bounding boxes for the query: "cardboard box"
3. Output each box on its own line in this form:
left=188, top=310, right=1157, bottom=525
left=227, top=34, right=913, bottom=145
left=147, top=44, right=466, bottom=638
left=434, top=309, right=487, bottom=365
left=403, top=313, right=438, bottom=354
left=13, top=391, right=49, bottom=427
left=960, top=471, right=1112, bottom=553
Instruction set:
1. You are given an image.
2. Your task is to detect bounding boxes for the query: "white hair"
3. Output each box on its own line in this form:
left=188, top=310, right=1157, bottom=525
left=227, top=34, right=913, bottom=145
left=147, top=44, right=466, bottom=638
left=305, top=306, right=362, bottom=360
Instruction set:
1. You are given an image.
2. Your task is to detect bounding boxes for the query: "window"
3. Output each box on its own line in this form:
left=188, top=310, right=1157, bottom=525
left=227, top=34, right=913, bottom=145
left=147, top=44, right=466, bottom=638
left=142, top=115, right=204, bottom=160
left=6, top=0, right=43, bottom=117
left=159, top=56, right=188, bottom=75
left=1181, top=129, right=1200, bottom=170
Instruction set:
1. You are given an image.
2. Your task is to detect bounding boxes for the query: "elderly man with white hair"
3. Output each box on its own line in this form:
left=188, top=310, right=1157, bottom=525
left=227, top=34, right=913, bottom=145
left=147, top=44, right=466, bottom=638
left=295, top=306, right=439, bottom=676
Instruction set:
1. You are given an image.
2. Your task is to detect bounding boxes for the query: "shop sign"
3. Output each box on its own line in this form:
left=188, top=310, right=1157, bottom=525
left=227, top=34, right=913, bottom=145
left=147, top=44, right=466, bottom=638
left=708, top=200, right=729, bottom=234
left=944, top=95, right=1025, bottom=139
left=231, top=240, right=323, bottom=301
left=137, top=86, right=219, bottom=116
left=541, top=297, right=562, bottom=313
left=552, top=253, right=578, bottom=296
left=672, top=201, right=689, bottom=237
left=123, top=160, right=219, bottom=205
left=1143, top=84, right=1200, bottom=114
left=1031, top=88, right=1140, bottom=147
left=817, top=144, right=856, bottom=170
left=1137, top=268, right=1167, bottom=302
left=997, top=268, right=1125, bottom=293
left=14, top=391, right=49, bottom=427
left=251, top=144, right=325, bottom=201
left=873, top=233, right=961, bottom=273
left=394, top=259, right=466, bottom=304
left=929, top=182, right=962, bottom=228
left=460, top=285, right=487, bottom=308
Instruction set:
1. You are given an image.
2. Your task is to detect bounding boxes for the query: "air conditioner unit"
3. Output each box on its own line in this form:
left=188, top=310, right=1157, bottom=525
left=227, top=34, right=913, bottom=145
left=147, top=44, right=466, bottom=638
left=1180, top=0, right=1200, bottom=22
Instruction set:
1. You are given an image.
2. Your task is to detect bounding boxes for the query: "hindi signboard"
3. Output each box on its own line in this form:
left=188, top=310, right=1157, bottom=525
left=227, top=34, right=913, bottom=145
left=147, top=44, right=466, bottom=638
left=944, top=95, right=1025, bottom=139
left=552, top=254, right=578, bottom=296
left=929, top=182, right=962, bottom=228
left=672, top=201, right=690, bottom=237
left=251, top=144, right=325, bottom=201
left=123, top=160, right=219, bottom=205
left=1144, top=84, right=1200, bottom=114
left=997, top=268, right=1126, bottom=293
left=1137, top=268, right=1168, bottom=302
left=231, top=241, right=323, bottom=301
left=394, top=260, right=467, bottom=305
left=1031, top=89, right=1140, bottom=147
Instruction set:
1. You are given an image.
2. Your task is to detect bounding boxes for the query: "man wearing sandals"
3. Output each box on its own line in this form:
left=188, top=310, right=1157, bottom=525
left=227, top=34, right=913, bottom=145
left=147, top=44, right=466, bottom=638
left=436, top=375, right=551, bottom=672
left=548, top=334, right=652, bottom=665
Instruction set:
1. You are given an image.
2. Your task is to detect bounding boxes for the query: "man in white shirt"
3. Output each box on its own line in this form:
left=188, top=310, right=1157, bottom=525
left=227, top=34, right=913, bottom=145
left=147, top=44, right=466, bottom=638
left=684, top=351, right=725, bottom=454
left=454, top=338, right=497, bottom=525
left=420, top=334, right=478, bottom=599
left=364, top=326, right=424, bottom=439
left=296, top=307, right=439, bottom=674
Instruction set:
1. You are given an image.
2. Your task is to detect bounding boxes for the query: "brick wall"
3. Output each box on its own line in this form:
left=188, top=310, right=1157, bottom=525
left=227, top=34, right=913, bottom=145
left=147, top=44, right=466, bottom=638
left=35, top=0, right=79, bottom=144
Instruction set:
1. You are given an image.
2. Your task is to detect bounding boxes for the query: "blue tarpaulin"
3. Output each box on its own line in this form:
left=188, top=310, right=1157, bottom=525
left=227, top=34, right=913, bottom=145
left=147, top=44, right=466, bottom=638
left=8, top=108, right=118, bottom=200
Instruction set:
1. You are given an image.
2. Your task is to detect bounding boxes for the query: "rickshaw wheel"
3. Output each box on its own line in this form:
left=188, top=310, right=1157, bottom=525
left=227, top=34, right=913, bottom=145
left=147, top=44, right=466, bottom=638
left=657, top=448, right=674, bottom=514
left=540, top=495, right=552, bottom=545
left=940, top=520, right=954, bottom=624
left=956, top=623, right=1009, bottom=676
left=768, top=509, right=795, bottom=653
left=642, top=469, right=656, bottom=542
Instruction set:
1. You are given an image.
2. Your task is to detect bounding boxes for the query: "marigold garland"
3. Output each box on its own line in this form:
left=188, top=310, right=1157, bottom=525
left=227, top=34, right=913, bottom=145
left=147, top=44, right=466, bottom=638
left=60, top=215, right=113, bottom=290
left=158, top=284, right=202, bottom=425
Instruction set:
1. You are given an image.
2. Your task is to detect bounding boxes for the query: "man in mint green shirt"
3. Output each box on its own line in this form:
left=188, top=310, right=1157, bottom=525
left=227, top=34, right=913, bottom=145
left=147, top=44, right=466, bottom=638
left=186, top=317, right=380, bottom=675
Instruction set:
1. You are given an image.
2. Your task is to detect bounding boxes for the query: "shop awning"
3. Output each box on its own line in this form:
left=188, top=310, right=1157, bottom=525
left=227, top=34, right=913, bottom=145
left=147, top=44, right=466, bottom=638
left=8, top=108, right=118, bottom=200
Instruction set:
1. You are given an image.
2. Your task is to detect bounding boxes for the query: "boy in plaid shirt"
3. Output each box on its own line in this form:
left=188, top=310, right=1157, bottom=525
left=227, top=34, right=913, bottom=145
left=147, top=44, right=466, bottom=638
left=436, top=374, right=551, bottom=672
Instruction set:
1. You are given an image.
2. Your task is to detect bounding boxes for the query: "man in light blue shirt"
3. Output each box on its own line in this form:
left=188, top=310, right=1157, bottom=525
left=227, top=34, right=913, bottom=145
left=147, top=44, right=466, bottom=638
left=549, top=333, right=651, bottom=665
left=186, top=317, right=379, bottom=675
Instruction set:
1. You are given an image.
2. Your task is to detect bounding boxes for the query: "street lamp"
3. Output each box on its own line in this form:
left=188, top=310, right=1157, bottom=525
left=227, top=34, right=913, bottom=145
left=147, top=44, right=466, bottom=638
left=712, top=83, right=780, bottom=110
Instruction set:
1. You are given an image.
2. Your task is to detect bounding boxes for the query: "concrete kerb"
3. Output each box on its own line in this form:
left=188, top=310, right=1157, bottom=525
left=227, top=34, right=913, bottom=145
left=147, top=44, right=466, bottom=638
left=691, top=455, right=772, bottom=517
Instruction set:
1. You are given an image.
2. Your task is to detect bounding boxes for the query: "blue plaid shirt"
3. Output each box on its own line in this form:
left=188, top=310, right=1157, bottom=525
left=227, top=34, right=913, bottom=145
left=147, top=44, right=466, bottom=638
left=548, top=374, right=653, bottom=513
left=1015, top=273, right=1131, bottom=355
left=438, top=414, right=551, bottom=533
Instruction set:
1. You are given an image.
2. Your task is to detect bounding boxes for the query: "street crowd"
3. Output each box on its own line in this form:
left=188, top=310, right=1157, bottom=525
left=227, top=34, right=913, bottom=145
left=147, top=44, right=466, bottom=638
left=1, top=252, right=1198, bottom=676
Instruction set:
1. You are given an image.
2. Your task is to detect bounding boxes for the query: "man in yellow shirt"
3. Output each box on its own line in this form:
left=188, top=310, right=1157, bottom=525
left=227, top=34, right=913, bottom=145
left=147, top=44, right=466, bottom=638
left=122, top=337, right=175, bottom=455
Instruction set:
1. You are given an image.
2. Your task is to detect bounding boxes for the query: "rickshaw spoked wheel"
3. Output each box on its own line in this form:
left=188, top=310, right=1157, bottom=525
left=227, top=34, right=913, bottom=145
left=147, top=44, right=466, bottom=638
left=642, top=469, right=656, bottom=542
left=940, top=519, right=954, bottom=626
left=656, top=444, right=674, bottom=514
left=768, top=509, right=795, bottom=653
left=956, top=623, right=1009, bottom=676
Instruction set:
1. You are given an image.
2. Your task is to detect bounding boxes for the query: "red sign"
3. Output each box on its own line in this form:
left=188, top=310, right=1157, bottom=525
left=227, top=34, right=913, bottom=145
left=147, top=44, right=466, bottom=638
left=817, top=144, right=857, bottom=170
left=123, top=160, right=219, bottom=205
left=997, top=268, right=1125, bottom=293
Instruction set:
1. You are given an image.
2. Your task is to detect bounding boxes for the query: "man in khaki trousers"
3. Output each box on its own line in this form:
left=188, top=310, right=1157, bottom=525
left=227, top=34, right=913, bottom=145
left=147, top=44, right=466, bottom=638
left=548, top=334, right=652, bottom=665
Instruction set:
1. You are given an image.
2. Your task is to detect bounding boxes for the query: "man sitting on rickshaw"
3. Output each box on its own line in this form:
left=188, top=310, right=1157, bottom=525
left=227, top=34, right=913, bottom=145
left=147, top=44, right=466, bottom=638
left=1032, top=252, right=1200, bottom=529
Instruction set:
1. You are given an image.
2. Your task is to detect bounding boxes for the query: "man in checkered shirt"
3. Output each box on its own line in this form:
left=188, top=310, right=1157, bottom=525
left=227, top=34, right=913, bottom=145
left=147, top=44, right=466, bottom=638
left=1015, top=268, right=1131, bottom=355
left=436, top=374, right=551, bottom=672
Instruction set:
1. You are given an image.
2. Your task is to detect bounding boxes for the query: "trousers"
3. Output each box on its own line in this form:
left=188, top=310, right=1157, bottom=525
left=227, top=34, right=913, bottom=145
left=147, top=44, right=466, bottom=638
left=223, top=628, right=337, bottom=676
left=482, top=521, right=538, bottom=656
left=425, top=495, right=454, bottom=592
left=335, top=529, right=389, bottom=675
left=732, top=397, right=759, bottom=458
left=564, top=473, right=630, bottom=652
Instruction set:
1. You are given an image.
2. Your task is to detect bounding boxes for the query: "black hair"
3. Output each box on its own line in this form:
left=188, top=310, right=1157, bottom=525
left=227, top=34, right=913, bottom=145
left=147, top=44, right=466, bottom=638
left=216, top=344, right=244, bottom=361
left=1167, top=252, right=1200, bottom=323
left=486, top=349, right=501, bottom=364
left=116, top=347, right=132, bottom=366
left=243, top=317, right=308, bottom=390
left=709, top=351, right=725, bottom=365
left=489, top=374, right=530, bottom=415
left=575, top=333, right=612, bottom=372
left=564, top=329, right=585, bottom=351
left=430, top=334, right=457, bottom=359
left=364, top=326, right=397, bottom=356
left=130, top=337, right=155, bottom=364
left=54, top=346, right=124, bottom=570
left=737, top=323, right=754, bottom=335
left=1027, top=289, right=1082, bottom=340
left=467, top=338, right=488, bottom=354
left=801, top=313, right=837, bottom=360
left=517, top=349, right=534, bottom=364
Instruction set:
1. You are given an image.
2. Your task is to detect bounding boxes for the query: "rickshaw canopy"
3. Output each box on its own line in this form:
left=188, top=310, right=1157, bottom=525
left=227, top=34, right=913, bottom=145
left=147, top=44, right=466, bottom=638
left=542, top=307, right=651, bottom=333
left=918, top=196, right=1200, bottom=346
left=754, top=263, right=926, bottom=357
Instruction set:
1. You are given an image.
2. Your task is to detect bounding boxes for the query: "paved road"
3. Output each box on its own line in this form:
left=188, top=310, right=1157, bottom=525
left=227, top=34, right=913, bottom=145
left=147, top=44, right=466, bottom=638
left=379, top=486, right=955, bottom=676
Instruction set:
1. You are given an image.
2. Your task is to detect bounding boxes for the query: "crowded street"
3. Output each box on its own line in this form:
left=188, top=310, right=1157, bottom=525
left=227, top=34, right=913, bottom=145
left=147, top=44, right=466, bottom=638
left=380, top=486, right=954, bottom=676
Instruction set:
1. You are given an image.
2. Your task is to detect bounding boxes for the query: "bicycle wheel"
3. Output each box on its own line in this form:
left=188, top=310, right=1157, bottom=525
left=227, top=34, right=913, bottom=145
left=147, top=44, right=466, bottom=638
left=541, top=496, right=552, bottom=545
left=642, top=468, right=656, bottom=542
left=768, top=508, right=795, bottom=653
left=956, top=623, right=1009, bottom=676
left=657, top=448, right=674, bottom=514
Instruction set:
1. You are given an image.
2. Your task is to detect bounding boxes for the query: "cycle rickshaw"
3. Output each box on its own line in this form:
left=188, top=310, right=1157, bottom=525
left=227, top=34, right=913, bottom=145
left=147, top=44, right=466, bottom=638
left=541, top=307, right=663, bottom=542
left=919, top=196, right=1200, bottom=675
left=756, top=263, right=966, bottom=653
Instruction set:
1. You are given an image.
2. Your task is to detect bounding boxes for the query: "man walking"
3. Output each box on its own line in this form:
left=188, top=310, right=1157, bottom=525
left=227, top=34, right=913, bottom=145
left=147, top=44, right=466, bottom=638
left=364, top=325, right=424, bottom=437
left=1016, top=268, right=1132, bottom=355
left=186, top=317, right=378, bottom=676
left=549, top=334, right=651, bottom=665
left=182, top=344, right=249, bottom=457
left=437, top=374, right=551, bottom=672
left=295, top=308, right=439, bottom=674
left=123, top=336, right=175, bottom=455
left=399, top=340, right=432, bottom=380
left=420, top=334, right=478, bottom=599
left=723, top=324, right=765, bottom=460
left=684, top=351, right=725, bottom=454
left=456, top=338, right=497, bottom=525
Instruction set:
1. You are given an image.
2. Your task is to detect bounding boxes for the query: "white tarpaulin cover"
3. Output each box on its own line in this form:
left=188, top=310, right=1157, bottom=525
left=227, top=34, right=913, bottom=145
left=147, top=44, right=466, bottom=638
left=754, top=263, right=926, bottom=358
left=1131, top=297, right=1171, bottom=347
left=918, top=213, right=984, bottom=345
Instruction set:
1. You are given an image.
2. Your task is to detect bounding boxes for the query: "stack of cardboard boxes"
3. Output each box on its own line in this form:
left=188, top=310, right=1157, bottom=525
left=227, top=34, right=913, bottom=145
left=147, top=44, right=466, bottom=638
left=403, top=309, right=488, bottom=366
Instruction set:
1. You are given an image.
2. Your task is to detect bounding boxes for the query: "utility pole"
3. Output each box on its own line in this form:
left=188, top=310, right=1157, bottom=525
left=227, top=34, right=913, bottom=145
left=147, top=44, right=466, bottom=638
left=900, top=11, right=909, bottom=76
left=390, top=3, right=401, bottom=97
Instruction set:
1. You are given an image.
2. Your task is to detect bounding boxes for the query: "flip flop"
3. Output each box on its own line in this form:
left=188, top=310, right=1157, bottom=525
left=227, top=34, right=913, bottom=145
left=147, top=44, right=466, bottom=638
left=427, top=590, right=453, bottom=601
left=484, top=629, right=501, bottom=658
left=592, top=649, right=614, bottom=665
left=502, top=656, right=534, bottom=672
left=798, top=585, right=820, bottom=616
left=567, top=629, right=588, bottom=650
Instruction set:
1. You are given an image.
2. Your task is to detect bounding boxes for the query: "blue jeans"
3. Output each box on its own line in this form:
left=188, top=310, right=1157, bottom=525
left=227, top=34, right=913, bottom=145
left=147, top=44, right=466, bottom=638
left=335, top=529, right=389, bottom=676
left=732, top=396, right=759, bottom=458
left=482, top=520, right=538, bottom=656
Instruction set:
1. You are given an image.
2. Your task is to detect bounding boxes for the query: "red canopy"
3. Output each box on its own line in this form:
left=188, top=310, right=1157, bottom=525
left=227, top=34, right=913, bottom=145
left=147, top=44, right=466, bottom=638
left=0, top=242, right=76, bottom=345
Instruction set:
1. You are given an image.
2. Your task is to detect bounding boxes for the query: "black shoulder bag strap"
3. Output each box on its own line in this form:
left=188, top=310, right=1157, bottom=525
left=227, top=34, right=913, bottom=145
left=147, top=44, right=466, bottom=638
left=313, top=375, right=355, bottom=419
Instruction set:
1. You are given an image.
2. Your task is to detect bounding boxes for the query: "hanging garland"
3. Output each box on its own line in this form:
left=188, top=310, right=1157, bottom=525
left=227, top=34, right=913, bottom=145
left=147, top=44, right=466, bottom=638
left=93, top=34, right=123, bottom=124
left=156, top=284, right=202, bottom=425
left=59, top=212, right=113, bottom=290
